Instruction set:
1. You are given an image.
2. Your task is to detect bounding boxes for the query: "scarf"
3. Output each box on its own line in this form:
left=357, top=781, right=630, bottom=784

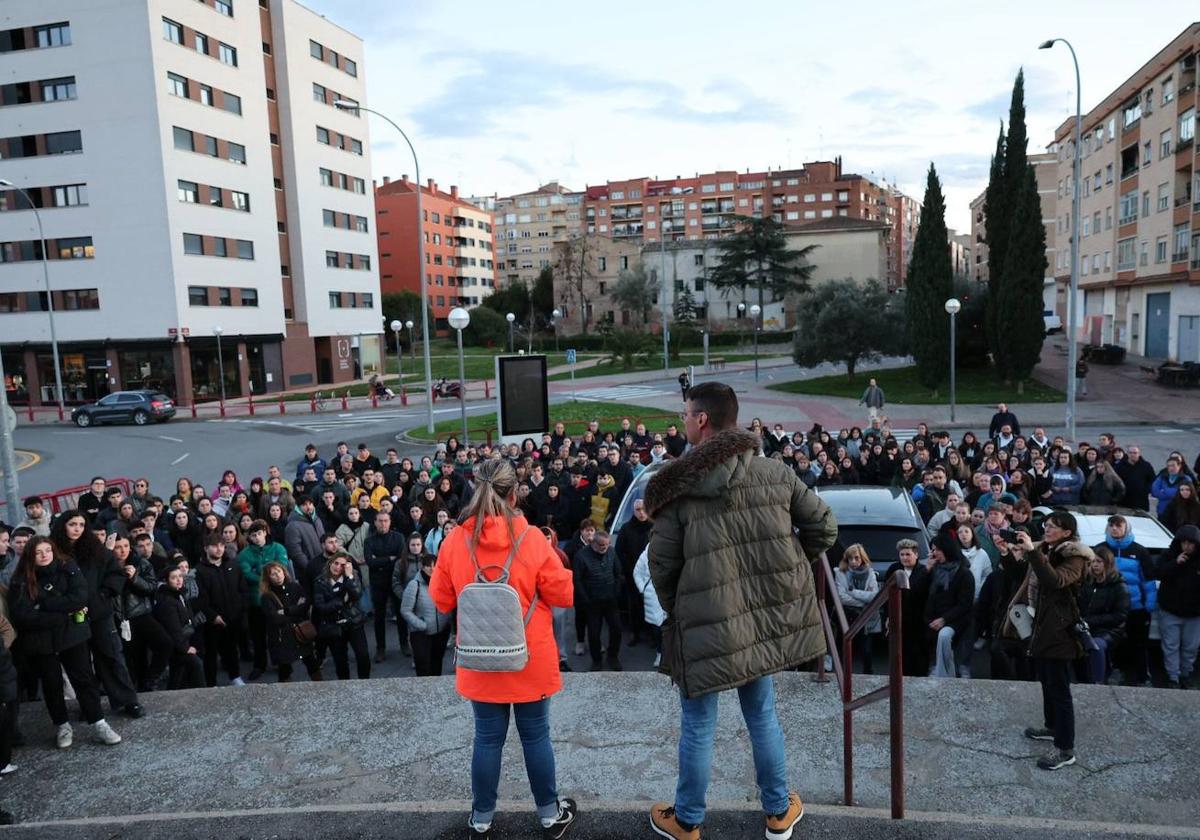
left=983, top=518, right=1006, bottom=540
left=931, top=559, right=962, bottom=594
left=849, top=566, right=871, bottom=591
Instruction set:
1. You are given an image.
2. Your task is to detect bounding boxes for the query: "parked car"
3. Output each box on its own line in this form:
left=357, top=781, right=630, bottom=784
left=814, top=485, right=931, bottom=580
left=71, top=390, right=176, bottom=427
left=610, top=461, right=666, bottom=553
left=1043, top=309, right=1063, bottom=334
left=1031, top=505, right=1174, bottom=560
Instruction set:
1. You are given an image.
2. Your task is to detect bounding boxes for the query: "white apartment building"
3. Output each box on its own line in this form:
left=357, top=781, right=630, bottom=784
left=0, top=0, right=381, bottom=406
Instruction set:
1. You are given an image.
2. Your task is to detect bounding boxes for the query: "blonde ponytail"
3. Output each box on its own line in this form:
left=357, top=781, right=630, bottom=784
left=458, top=458, right=522, bottom=551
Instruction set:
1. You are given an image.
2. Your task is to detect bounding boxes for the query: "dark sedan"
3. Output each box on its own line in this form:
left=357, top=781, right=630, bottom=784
left=71, top=390, right=176, bottom=427
left=814, top=484, right=931, bottom=580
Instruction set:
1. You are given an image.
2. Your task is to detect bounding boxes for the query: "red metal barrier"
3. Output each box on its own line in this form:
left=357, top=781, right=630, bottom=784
left=279, top=397, right=286, bottom=415
left=247, top=394, right=255, bottom=416
left=341, top=391, right=349, bottom=410
left=484, top=380, right=491, bottom=399
left=36, top=477, right=136, bottom=516
left=400, top=385, right=408, bottom=406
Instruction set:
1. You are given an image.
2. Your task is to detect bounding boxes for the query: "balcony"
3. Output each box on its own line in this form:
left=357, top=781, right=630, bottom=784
left=1176, top=194, right=1194, bottom=208
left=1172, top=251, right=1190, bottom=264
left=700, top=201, right=718, bottom=214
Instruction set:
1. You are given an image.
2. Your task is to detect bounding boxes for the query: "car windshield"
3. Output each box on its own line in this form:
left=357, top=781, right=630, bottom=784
left=828, top=525, right=929, bottom=578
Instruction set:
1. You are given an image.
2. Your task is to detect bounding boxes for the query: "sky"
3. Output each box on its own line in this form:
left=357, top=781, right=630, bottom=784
left=302, top=0, right=1197, bottom=232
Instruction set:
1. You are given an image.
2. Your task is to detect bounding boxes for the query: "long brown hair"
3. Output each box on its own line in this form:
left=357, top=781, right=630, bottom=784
left=458, top=457, right=521, bottom=552
left=259, top=561, right=292, bottom=605
left=16, top=536, right=62, bottom=601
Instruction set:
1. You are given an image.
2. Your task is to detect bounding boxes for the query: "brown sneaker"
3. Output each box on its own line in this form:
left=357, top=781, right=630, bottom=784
left=650, top=803, right=700, bottom=840
left=765, top=792, right=804, bottom=839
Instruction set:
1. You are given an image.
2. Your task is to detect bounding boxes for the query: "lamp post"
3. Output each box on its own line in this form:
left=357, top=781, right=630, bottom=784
left=660, top=230, right=670, bottom=375
left=552, top=308, right=561, bottom=352
left=212, top=326, right=226, bottom=404
left=945, top=298, right=961, bottom=422
left=506, top=312, right=516, bottom=353
left=448, top=307, right=470, bottom=443
left=405, top=320, right=415, bottom=371
left=390, top=318, right=403, bottom=386
left=334, top=100, right=434, bottom=434
left=749, top=304, right=762, bottom=381
left=1039, top=37, right=1081, bottom=444
left=0, top=179, right=66, bottom=415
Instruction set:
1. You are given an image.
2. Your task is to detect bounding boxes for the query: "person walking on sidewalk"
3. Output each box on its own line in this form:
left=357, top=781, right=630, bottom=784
left=859, top=377, right=885, bottom=423
left=1075, top=357, right=1089, bottom=398
left=644, top=381, right=837, bottom=840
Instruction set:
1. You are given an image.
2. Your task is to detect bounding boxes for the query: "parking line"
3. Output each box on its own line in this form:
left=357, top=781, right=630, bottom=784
left=171, top=452, right=190, bottom=465
left=158, top=435, right=184, bottom=443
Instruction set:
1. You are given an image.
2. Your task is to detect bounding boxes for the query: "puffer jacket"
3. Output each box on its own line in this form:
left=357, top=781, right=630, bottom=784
left=572, top=544, right=623, bottom=605
left=1082, top=468, right=1125, bottom=506
left=1077, top=571, right=1129, bottom=640
left=195, top=558, right=247, bottom=625
left=121, top=555, right=159, bottom=620
left=835, top=566, right=881, bottom=633
left=399, top=574, right=451, bottom=635
left=1003, top=538, right=1089, bottom=659
left=645, top=429, right=837, bottom=698
left=7, top=560, right=92, bottom=655
left=633, top=547, right=665, bottom=627
left=1096, top=533, right=1157, bottom=613
left=237, top=541, right=291, bottom=608
left=261, top=580, right=312, bottom=664
left=1048, top=465, right=1084, bottom=505
left=1155, top=525, right=1200, bottom=618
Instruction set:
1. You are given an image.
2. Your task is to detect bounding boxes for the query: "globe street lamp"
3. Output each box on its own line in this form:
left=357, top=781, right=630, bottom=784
left=506, top=312, right=516, bottom=353
left=405, top=320, right=415, bottom=370
left=750, top=304, right=762, bottom=381
left=447, top=307, right=471, bottom=443
left=0, top=178, right=66, bottom=415
left=552, top=308, right=561, bottom=352
left=389, top=319, right=403, bottom=387
left=334, top=100, right=434, bottom=433
left=1038, top=37, right=1081, bottom=444
left=212, top=325, right=226, bottom=404
left=945, top=298, right=961, bottom=422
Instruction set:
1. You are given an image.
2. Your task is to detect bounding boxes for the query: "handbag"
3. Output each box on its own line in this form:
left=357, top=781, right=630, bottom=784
left=293, top=620, right=318, bottom=643
left=1072, top=619, right=1100, bottom=652
left=1008, top=603, right=1034, bottom=640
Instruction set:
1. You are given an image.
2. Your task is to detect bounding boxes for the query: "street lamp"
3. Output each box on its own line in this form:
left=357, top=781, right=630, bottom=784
left=945, top=298, right=961, bottom=422
left=389, top=318, right=404, bottom=386
left=506, top=312, right=516, bottom=353
left=405, top=320, right=415, bottom=370
left=447, top=307, right=470, bottom=444
left=212, top=325, right=226, bottom=404
left=334, top=100, right=434, bottom=434
left=1039, top=37, right=1081, bottom=444
left=749, top=304, right=762, bottom=381
left=0, top=179, right=66, bottom=415
left=552, top=308, right=561, bottom=352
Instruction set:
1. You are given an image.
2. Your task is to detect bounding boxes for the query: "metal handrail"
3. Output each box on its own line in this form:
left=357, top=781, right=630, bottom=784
left=813, top=551, right=909, bottom=819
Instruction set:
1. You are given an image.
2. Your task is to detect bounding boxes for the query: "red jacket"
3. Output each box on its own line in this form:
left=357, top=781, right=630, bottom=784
left=430, top=514, right=573, bottom=703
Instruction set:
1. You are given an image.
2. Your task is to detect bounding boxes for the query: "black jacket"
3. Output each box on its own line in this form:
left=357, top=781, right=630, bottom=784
left=1155, top=525, right=1200, bottom=617
left=261, top=581, right=312, bottom=664
left=8, top=560, right=91, bottom=655
left=364, top=530, right=406, bottom=581
left=886, top=563, right=930, bottom=677
left=1078, top=572, right=1129, bottom=639
left=1114, top=458, right=1157, bottom=512
left=195, top=558, right=248, bottom=625
left=664, top=433, right=687, bottom=459
left=313, top=575, right=364, bottom=625
left=572, top=544, right=622, bottom=605
left=914, top=559, right=975, bottom=635
left=976, top=551, right=1029, bottom=639
left=121, top=555, right=159, bottom=620
left=616, top=516, right=652, bottom=578
left=153, top=589, right=198, bottom=654
left=76, top=551, right=127, bottom=625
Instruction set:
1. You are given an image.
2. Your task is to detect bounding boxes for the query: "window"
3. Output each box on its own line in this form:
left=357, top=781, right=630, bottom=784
left=33, top=22, right=71, bottom=48
left=240, top=288, right=258, bottom=307
left=1143, top=140, right=1152, bottom=166
left=213, top=237, right=226, bottom=256
left=1158, top=183, right=1170, bottom=212
left=322, top=209, right=335, bottom=227
left=215, top=0, right=233, bottom=15
left=265, top=87, right=275, bottom=100
left=178, top=180, right=198, bottom=203
left=1174, top=223, right=1190, bottom=261
left=163, top=18, right=183, bottom=44
left=60, top=289, right=99, bottom=310
left=218, top=287, right=232, bottom=306
left=355, top=215, right=368, bottom=233
left=1181, top=108, right=1196, bottom=144
left=1161, top=129, right=1173, bottom=158
left=1156, top=236, right=1168, bottom=263
left=313, top=83, right=326, bottom=103
left=329, top=292, right=342, bottom=308
left=228, top=142, right=245, bottom=164
left=316, top=126, right=330, bottom=145
left=349, top=138, right=362, bottom=155
left=352, top=177, right=365, bottom=194
left=1163, top=77, right=1174, bottom=104
left=54, top=237, right=93, bottom=259
left=344, top=58, right=357, bottom=77
left=173, top=126, right=194, bottom=151
left=325, top=250, right=339, bottom=267
left=204, top=135, right=217, bottom=157
left=821, top=192, right=833, bottom=201
left=319, top=168, right=333, bottom=186
left=236, top=240, right=254, bottom=260
left=231, top=191, right=249, bottom=212
left=1117, top=237, right=1136, bottom=270
left=1143, top=191, right=1151, bottom=218
left=188, top=286, right=208, bottom=306
left=218, top=42, right=237, bottom=66
left=1140, top=240, right=1148, bottom=266
left=222, top=93, right=241, bottom=115
left=183, top=233, right=203, bottom=255
left=803, top=210, right=816, bottom=220
left=199, top=84, right=213, bottom=106
left=53, top=184, right=86, bottom=207
left=40, top=77, right=75, bottom=101
left=167, top=72, right=188, bottom=98
left=195, top=32, right=209, bottom=54
left=310, top=40, right=323, bottom=60
left=360, top=256, right=370, bottom=271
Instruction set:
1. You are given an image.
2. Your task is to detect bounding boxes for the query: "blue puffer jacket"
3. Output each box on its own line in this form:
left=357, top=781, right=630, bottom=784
left=1049, top=465, right=1084, bottom=505
left=1104, top=531, right=1157, bottom=612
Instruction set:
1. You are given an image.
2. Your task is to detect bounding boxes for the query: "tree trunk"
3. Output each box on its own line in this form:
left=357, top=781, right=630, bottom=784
left=846, top=357, right=857, bottom=380
left=1016, top=379, right=1025, bottom=395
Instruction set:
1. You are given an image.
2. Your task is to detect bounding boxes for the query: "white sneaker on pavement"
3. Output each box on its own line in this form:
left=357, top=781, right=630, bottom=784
left=92, top=719, right=122, bottom=746
left=56, top=723, right=73, bottom=749
left=230, top=677, right=246, bottom=686
left=0, top=764, right=16, bottom=775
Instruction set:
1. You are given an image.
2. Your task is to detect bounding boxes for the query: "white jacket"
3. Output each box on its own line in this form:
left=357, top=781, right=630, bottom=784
left=633, top=547, right=666, bottom=627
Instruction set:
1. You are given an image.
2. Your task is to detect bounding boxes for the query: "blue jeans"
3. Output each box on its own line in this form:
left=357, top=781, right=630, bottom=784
left=470, top=699, right=560, bottom=826
left=1159, top=610, right=1200, bottom=681
left=675, top=675, right=789, bottom=825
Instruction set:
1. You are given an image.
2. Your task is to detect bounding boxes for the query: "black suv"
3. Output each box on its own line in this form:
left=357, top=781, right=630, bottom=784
left=71, top=390, right=176, bottom=427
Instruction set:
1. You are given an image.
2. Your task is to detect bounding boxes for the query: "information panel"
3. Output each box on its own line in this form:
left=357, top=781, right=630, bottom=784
left=496, top=354, right=549, bottom=441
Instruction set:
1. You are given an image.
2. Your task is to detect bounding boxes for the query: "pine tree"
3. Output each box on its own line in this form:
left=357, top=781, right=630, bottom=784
left=673, top=287, right=697, bottom=325
left=984, top=124, right=1007, bottom=368
left=997, top=152, right=1048, bottom=391
left=904, top=164, right=954, bottom=393
left=708, top=215, right=817, bottom=309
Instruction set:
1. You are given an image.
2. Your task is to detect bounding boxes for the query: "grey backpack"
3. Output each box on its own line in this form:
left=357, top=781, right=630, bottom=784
left=455, top=527, right=537, bottom=672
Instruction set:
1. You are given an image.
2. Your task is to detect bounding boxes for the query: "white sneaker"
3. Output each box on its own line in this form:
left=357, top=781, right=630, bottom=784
left=56, top=723, right=73, bottom=749
left=230, top=677, right=246, bottom=686
left=573, top=643, right=585, bottom=656
left=92, top=719, right=122, bottom=746
left=0, top=763, right=16, bottom=775
left=653, top=653, right=662, bottom=668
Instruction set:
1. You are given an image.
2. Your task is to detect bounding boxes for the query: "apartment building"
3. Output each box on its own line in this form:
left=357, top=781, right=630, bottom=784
left=487, top=182, right=581, bottom=288
left=0, top=0, right=380, bottom=406
left=374, top=175, right=497, bottom=329
left=1050, top=23, right=1199, bottom=361
left=968, top=151, right=1058, bottom=308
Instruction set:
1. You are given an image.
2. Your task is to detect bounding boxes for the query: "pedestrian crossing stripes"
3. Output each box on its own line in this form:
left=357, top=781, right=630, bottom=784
left=572, top=385, right=672, bottom=403
left=210, top=408, right=459, bottom=434
left=887, top=428, right=919, bottom=443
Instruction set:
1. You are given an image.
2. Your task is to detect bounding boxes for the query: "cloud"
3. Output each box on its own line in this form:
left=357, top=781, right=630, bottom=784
left=620, top=78, right=789, bottom=125
left=499, top=154, right=537, bottom=176
left=845, top=86, right=939, bottom=116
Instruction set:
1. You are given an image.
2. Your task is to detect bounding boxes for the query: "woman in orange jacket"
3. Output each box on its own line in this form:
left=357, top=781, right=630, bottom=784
left=429, top=457, right=578, bottom=840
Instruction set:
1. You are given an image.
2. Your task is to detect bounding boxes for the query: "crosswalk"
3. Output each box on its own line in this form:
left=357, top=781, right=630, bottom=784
left=888, top=427, right=919, bottom=443
left=211, top=408, right=461, bottom=434
left=572, top=385, right=673, bottom=403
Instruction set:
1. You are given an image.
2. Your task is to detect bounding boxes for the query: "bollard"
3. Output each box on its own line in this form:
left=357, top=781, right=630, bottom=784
left=341, top=391, right=349, bottom=411
left=191, top=403, right=198, bottom=419
left=484, top=380, right=491, bottom=399
left=400, top=385, right=408, bottom=406
left=57, top=405, right=64, bottom=422
left=26, top=405, right=35, bottom=423
left=247, top=394, right=255, bottom=416
left=279, top=397, right=286, bottom=415
left=219, top=400, right=226, bottom=418
left=431, top=387, right=437, bottom=404
left=371, top=392, right=378, bottom=409
left=310, top=395, right=317, bottom=413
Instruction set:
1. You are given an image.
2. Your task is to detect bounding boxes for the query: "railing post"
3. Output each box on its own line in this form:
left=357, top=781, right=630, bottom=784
left=247, top=393, right=255, bottom=416
left=279, top=397, right=286, bottom=415
left=310, top=395, right=317, bottom=413
left=341, top=391, right=348, bottom=411
left=843, top=632, right=854, bottom=807
left=888, top=584, right=905, bottom=820
left=400, top=385, right=407, bottom=406
left=484, top=379, right=490, bottom=399
left=218, top=399, right=226, bottom=418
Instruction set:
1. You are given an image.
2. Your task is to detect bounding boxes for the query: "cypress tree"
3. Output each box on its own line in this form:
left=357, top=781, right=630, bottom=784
left=997, top=163, right=1048, bottom=391
left=904, top=164, right=953, bottom=393
left=984, top=124, right=1007, bottom=369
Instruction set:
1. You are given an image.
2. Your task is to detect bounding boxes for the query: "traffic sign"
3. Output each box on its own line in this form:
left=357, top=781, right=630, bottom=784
left=566, top=349, right=576, bottom=364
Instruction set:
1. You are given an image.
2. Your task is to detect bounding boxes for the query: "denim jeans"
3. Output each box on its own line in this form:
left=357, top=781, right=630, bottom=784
left=1034, top=657, right=1075, bottom=751
left=675, top=675, right=789, bottom=825
left=470, top=699, right=560, bottom=826
left=930, top=625, right=958, bottom=678
left=1159, top=609, right=1200, bottom=681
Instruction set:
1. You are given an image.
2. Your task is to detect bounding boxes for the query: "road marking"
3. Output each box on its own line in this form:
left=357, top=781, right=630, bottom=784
left=572, top=385, right=671, bottom=402
left=171, top=452, right=190, bottom=465
left=158, top=435, right=184, bottom=443
left=1155, top=428, right=1183, bottom=434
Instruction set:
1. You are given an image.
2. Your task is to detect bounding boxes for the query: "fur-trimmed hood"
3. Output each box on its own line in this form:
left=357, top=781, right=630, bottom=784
left=644, top=429, right=759, bottom=517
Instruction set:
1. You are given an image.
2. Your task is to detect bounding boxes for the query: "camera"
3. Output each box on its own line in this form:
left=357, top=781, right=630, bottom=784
left=997, top=527, right=1020, bottom=542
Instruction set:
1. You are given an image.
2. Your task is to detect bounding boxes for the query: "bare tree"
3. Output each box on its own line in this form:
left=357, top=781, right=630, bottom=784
left=610, top=262, right=657, bottom=325
left=554, top=234, right=598, bottom=335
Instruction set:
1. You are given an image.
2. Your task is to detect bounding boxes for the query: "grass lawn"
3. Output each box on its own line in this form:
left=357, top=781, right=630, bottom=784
left=406, top=401, right=678, bottom=443
left=547, top=351, right=784, bottom=382
left=766, top=365, right=1064, bottom=404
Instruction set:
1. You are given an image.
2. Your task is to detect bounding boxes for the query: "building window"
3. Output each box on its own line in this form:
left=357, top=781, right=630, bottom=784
left=215, top=287, right=231, bottom=306
left=173, top=127, right=194, bottom=151
left=178, top=180, right=198, bottom=203
left=40, top=77, right=76, bottom=101
left=60, top=288, right=99, bottom=310
left=163, top=18, right=184, bottom=44
left=231, top=191, right=250, bottom=212
left=310, top=40, right=323, bottom=60
left=195, top=32, right=209, bottom=54
left=183, top=233, right=204, bottom=255
left=319, top=167, right=333, bottom=186
left=228, top=142, right=245, bottom=165
left=1161, top=129, right=1173, bottom=158
left=236, top=240, right=254, bottom=260
left=213, top=237, right=227, bottom=257
left=1181, top=108, right=1196, bottom=144
left=240, top=288, right=258, bottom=307
left=209, top=187, right=224, bottom=208
left=316, top=126, right=330, bottom=145
left=35, top=22, right=71, bottom=48
left=352, top=177, right=365, bottom=194
left=222, top=92, right=241, bottom=115
left=360, top=255, right=371, bottom=271
left=188, top=286, right=208, bottom=306
left=325, top=250, right=339, bottom=267
left=215, top=0, right=234, bottom=16
left=1158, top=183, right=1170, bottom=212
left=1156, top=236, right=1168, bottom=263
left=344, top=58, right=357, bottom=77
left=1174, top=223, right=1190, bottom=262
left=349, top=138, right=362, bottom=155
left=198, top=84, right=213, bottom=106
left=322, top=209, right=335, bottom=227
left=362, top=292, right=373, bottom=308
left=52, top=184, right=87, bottom=207
left=329, top=292, right=342, bottom=308
left=218, top=42, right=237, bottom=66
left=312, top=83, right=326, bottom=103
left=167, top=72, right=188, bottom=98
left=355, top=215, right=368, bottom=233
